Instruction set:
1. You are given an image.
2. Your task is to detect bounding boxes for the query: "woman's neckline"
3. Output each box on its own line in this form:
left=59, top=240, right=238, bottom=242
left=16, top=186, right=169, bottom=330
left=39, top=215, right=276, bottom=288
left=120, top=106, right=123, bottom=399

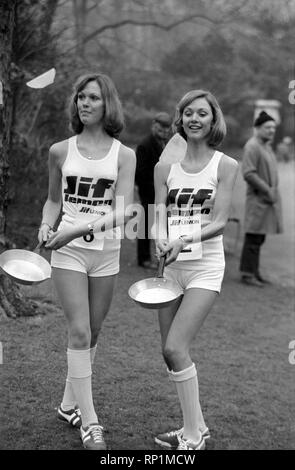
left=179, top=150, right=218, bottom=175
left=74, top=135, right=114, bottom=161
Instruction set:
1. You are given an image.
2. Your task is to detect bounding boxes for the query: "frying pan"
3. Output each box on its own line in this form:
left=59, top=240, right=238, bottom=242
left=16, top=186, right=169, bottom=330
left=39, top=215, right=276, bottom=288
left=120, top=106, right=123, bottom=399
left=128, top=256, right=183, bottom=309
left=26, top=68, right=56, bottom=89
left=0, top=245, right=51, bottom=286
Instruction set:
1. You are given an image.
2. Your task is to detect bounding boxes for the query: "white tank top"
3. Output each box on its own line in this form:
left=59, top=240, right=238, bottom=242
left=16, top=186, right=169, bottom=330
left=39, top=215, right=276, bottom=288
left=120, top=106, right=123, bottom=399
left=58, top=135, right=121, bottom=251
left=166, top=150, right=224, bottom=268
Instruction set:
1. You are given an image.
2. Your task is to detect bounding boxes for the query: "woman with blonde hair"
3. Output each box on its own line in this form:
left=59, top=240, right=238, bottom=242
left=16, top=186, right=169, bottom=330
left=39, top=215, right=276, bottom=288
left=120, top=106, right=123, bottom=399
left=153, top=89, right=238, bottom=450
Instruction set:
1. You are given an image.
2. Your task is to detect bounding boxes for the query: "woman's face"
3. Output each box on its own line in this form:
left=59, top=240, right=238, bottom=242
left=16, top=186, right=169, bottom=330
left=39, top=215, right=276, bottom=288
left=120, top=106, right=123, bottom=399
left=77, top=80, right=105, bottom=127
left=182, top=97, right=213, bottom=142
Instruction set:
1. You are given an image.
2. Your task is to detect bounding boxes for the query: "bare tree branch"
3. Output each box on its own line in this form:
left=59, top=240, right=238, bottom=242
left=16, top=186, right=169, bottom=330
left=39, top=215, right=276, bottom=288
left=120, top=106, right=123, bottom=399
left=57, top=0, right=70, bottom=7
left=82, top=13, right=220, bottom=45
left=129, top=0, right=147, bottom=7
left=41, top=0, right=59, bottom=33
left=220, top=0, right=251, bottom=22
left=86, top=0, right=104, bottom=14
left=18, top=43, right=56, bottom=63
left=86, top=4, right=97, bottom=13
left=27, top=100, right=43, bottom=135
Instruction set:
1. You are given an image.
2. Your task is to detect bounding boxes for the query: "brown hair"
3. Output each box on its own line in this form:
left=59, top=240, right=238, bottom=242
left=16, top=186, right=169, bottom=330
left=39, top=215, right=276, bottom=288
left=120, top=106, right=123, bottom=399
left=68, top=73, right=124, bottom=137
left=174, top=89, right=226, bottom=147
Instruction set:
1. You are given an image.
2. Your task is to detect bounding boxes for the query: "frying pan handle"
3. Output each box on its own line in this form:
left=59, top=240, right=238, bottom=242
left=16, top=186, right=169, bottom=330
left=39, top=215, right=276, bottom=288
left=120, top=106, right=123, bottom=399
left=34, top=241, right=44, bottom=253
left=157, top=255, right=166, bottom=278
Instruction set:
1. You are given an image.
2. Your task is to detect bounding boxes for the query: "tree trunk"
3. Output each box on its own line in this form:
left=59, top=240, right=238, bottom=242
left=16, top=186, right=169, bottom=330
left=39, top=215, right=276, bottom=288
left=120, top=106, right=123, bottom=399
left=0, top=0, right=16, bottom=248
left=41, top=0, right=59, bottom=34
left=73, top=0, right=88, bottom=57
left=0, top=1, right=41, bottom=319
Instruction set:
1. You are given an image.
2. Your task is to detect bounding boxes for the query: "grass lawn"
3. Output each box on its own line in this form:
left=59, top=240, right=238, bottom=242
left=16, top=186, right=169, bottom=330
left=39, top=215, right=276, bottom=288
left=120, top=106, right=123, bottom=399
left=0, top=160, right=294, bottom=450
left=0, top=238, right=294, bottom=450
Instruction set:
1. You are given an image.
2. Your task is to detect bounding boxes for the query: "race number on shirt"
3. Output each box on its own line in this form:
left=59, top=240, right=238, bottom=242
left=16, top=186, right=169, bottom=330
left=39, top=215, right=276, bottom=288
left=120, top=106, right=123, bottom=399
left=168, top=209, right=202, bottom=261
left=59, top=211, right=106, bottom=250
left=77, top=210, right=106, bottom=249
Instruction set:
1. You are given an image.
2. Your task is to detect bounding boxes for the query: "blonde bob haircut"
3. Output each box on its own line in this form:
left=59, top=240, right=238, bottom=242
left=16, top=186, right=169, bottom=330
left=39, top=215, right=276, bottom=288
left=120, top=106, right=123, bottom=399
left=68, top=73, right=124, bottom=137
left=174, top=89, right=226, bottom=147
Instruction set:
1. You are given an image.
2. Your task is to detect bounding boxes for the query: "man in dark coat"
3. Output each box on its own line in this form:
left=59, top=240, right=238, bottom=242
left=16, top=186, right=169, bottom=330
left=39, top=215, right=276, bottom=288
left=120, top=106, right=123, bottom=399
left=135, top=112, right=172, bottom=268
left=239, top=111, right=283, bottom=286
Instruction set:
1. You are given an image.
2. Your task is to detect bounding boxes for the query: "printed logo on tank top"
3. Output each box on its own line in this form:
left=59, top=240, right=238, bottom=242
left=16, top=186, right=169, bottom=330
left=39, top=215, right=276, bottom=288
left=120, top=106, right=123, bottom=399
left=167, top=188, right=213, bottom=215
left=63, top=176, right=115, bottom=214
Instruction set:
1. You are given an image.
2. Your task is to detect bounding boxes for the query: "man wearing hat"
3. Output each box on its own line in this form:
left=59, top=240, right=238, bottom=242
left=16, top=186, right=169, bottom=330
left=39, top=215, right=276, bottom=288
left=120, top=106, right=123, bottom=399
left=239, top=111, right=283, bottom=286
left=135, top=112, right=172, bottom=268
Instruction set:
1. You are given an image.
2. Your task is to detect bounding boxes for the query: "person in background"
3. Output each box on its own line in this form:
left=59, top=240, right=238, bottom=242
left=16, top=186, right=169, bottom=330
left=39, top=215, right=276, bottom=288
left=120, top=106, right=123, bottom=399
left=135, top=112, right=172, bottom=269
left=239, top=111, right=283, bottom=287
left=276, top=136, right=294, bottom=163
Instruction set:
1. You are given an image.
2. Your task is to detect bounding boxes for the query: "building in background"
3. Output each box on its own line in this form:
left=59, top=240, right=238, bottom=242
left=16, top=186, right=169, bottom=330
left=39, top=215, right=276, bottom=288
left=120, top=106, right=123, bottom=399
left=254, top=100, right=281, bottom=124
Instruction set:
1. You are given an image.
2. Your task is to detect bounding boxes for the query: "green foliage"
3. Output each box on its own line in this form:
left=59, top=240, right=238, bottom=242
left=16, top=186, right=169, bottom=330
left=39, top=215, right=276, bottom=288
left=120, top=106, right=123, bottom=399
left=160, top=19, right=294, bottom=147
left=9, top=0, right=70, bottom=235
left=115, top=69, right=176, bottom=143
left=7, top=0, right=295, bottom=247
left=162, top=32, right=233, bottom=90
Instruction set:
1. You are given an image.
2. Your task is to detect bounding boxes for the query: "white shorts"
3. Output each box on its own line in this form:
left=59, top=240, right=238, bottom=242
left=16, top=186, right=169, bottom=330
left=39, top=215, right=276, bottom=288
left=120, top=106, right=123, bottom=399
left=51, top=245, right=120, bottom=277
left=164, top=262, right=225, bottom=293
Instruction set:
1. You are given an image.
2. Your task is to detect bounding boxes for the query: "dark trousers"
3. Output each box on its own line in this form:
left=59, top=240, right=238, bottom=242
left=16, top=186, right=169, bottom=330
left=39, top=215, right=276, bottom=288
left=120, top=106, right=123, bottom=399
left=137, top=199, right=152, bottom=265
left=239, top=233, right=266, bottom=276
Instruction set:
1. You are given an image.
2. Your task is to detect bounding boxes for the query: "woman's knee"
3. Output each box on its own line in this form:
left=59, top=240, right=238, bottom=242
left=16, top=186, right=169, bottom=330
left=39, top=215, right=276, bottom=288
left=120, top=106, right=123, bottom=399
left=68, top=323, right=91, bottom=349
left=162, top=343, right=188, bottom=368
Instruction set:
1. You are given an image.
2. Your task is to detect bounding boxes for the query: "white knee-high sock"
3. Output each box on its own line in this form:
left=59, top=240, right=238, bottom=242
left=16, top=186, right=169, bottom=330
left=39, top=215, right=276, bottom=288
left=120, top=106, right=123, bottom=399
left=61, top=377, right=76, bottom=411
left=67, top=348, right=98, bottom=427
left=61, top=345, right=97, bottom=411
left=170, top=363, right=204, bottom=441
left=90, top=344, right=97, bottom=364
left=167, top=366, right=207, bottom=433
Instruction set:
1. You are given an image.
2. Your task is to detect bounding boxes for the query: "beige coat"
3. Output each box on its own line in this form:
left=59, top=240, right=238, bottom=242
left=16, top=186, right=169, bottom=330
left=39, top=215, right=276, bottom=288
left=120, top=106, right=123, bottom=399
left=242, top=136, right=283, bottom=234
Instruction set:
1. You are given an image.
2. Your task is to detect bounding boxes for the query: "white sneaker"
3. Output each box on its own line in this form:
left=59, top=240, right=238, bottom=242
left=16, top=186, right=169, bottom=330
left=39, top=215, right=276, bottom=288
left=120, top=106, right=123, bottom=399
left=155, top=426, right=210, bottom=449
left=57, top=405, right=82, bottom=428
left=177, top=435, right=205, bottom=450
left=155, top=427, right=183, bottom=449
left=201, top=427, right=210, bottom=441
left=80, top=423, right=106, bottom=450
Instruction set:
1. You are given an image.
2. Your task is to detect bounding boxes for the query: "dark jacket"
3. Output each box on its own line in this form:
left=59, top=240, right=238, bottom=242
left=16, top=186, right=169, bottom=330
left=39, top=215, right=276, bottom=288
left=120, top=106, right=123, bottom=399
left=135, top=133, right=164, bottom=201
left=242, top=136, right=283, bottom=234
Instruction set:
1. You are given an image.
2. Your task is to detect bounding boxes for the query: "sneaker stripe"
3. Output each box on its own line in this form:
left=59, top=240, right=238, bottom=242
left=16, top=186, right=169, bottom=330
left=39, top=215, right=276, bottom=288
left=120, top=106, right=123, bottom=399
left=155, top=427, right=210, bottom=448
left=71, top=416, right=80, bottom=426
left=201, top=427, right=210, bottom=440
left=57, top=406, right=82, bottom=428
left=154, top=437, right=174, bottom=448
left=177, top=436, right=205, bottom=450
left=80, top=424, right=106, bottom=450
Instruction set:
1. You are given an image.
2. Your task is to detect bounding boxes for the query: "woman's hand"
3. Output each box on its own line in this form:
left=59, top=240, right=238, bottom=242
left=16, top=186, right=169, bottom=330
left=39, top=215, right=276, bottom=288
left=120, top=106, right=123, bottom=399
left=160, top=238, right=186, bottom=266
left=155, top=239, right=169, bottom=259
left=38, top=223, right=54, bottom=247
left=45, top=226, right=82, bottom=250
